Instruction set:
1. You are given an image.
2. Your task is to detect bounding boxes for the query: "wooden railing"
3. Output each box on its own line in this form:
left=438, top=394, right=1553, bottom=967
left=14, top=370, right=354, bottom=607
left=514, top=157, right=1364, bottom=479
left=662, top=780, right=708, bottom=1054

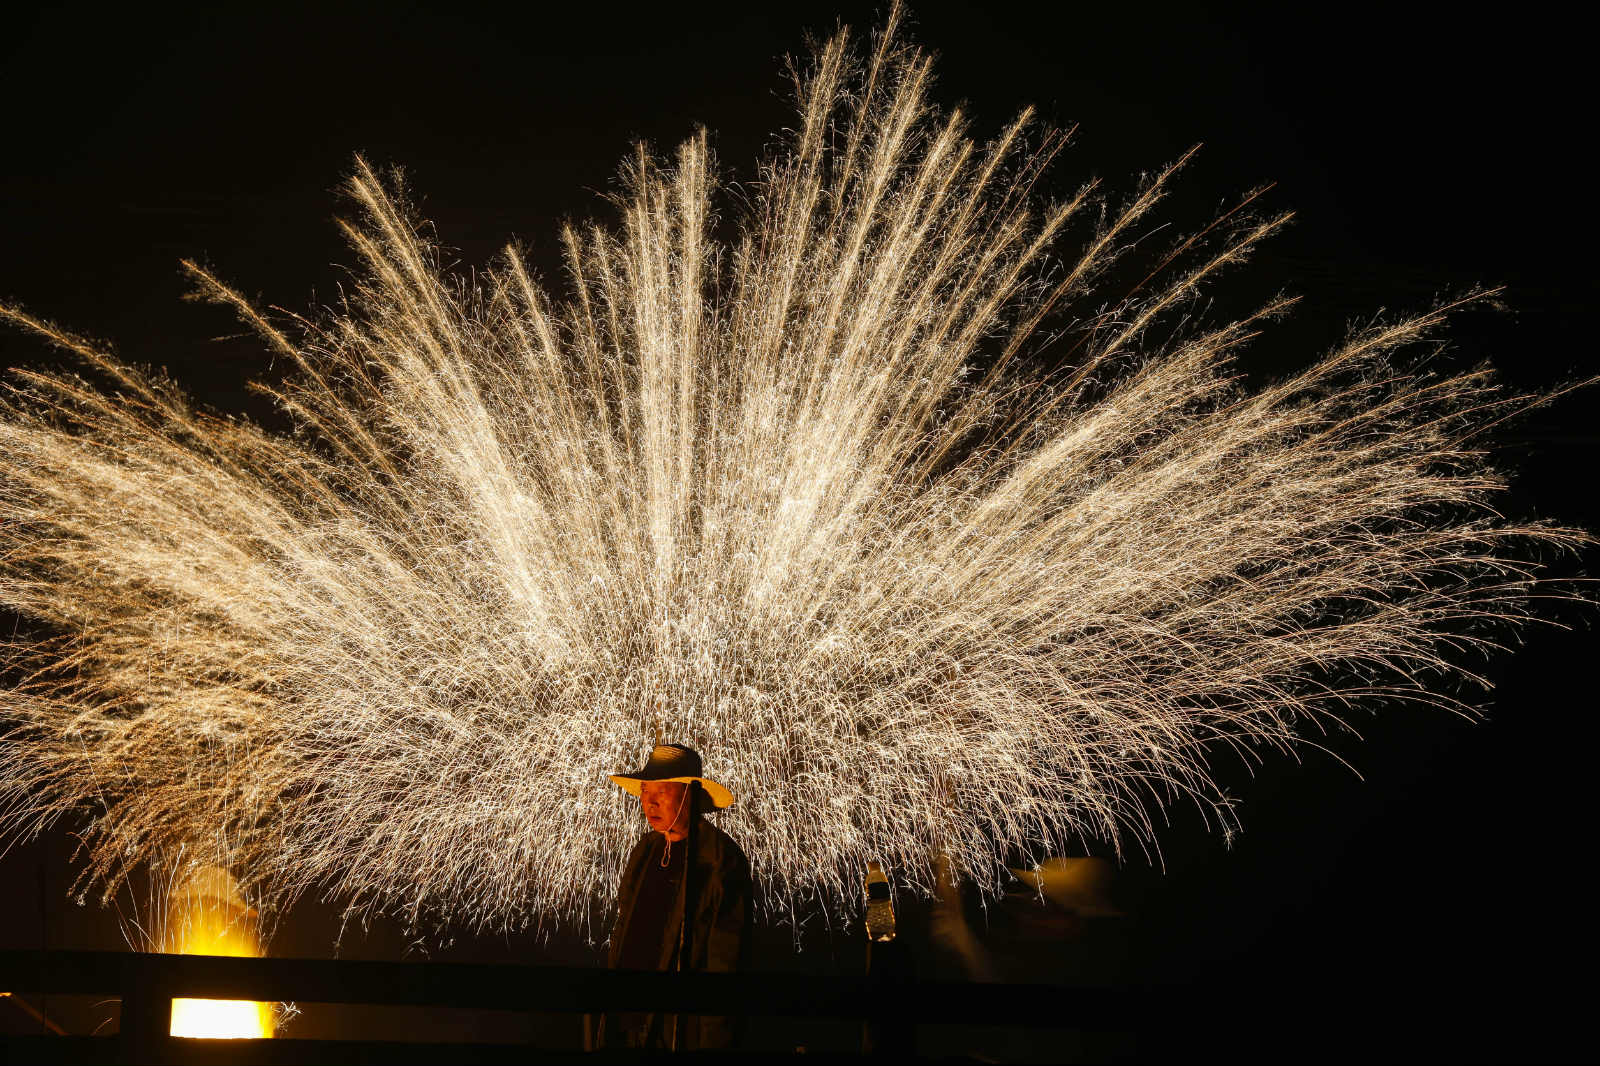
left=0, top=948, right=1139, bottom=1062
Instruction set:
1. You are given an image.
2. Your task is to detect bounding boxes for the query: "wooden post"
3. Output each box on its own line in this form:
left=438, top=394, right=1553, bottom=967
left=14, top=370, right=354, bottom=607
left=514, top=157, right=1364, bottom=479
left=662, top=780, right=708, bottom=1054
left=862, top=862, right=911, bottom=1057
left=118, top=959, right=172, bottom=1065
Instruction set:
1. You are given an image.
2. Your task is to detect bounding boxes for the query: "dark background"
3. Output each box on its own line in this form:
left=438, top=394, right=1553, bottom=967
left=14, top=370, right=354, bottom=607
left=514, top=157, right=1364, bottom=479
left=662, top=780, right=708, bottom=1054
left=2, top=2, right=1593, bottom=1060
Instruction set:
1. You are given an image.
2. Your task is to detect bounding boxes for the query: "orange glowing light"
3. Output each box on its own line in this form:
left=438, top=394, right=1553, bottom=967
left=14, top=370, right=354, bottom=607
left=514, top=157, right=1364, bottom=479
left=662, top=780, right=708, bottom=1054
left=161, top=866, right=274, bottom=1039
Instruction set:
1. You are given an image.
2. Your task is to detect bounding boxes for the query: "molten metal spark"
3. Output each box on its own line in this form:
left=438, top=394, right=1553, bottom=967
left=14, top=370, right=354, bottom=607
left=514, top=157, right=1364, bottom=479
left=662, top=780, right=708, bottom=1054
left=0, top=11, right=1587, bottom=934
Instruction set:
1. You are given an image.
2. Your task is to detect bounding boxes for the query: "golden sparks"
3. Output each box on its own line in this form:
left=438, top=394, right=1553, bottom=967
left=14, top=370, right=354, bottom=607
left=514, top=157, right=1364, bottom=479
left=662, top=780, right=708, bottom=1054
left=0, top=11, right=1587, bottom=934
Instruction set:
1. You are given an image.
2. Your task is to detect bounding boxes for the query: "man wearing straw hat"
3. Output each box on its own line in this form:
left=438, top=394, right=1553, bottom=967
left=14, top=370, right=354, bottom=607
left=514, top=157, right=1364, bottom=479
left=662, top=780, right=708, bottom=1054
left=592, top=743, right=751, bottom=1051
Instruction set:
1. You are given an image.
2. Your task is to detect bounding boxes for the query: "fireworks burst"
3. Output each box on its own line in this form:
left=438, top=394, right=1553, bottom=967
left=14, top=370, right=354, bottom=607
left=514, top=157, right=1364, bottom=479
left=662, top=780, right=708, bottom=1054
left=0, top=10, right=1587, bottom=934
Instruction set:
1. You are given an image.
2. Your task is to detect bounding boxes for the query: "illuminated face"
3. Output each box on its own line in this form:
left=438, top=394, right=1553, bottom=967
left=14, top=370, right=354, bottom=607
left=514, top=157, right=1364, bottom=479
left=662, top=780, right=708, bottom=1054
left=639, top=780, right=692, bottom=838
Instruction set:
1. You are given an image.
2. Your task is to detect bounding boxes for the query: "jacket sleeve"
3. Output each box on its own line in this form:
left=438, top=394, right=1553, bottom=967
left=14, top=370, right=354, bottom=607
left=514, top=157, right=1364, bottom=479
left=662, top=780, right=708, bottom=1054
left=608, top=834, right=653, bottom=969
left=591, top=834, right=655, bottom=1050
left=688, top=840, right=750, bottom=1049
left=700, top=844, right=750, bottom=973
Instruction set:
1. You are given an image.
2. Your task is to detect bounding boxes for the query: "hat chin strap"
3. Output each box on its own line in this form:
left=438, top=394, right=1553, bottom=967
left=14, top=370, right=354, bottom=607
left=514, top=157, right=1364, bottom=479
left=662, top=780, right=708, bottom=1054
left=660, top=784, right=692, bottom=867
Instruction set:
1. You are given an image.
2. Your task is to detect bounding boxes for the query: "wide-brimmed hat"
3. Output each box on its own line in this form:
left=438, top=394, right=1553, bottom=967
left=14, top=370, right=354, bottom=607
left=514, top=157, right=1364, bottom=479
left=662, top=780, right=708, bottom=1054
left=609, top=744, right=735, bottom=809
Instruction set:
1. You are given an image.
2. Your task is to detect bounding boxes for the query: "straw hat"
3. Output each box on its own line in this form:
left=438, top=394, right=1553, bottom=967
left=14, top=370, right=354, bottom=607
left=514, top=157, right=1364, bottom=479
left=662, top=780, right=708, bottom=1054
left=609, top=744, right=735, bottom=809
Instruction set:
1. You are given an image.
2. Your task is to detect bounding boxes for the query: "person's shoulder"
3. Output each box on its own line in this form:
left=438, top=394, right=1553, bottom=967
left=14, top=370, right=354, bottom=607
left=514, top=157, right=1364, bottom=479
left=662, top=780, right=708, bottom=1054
left=700, top=819, right=750, bottom=869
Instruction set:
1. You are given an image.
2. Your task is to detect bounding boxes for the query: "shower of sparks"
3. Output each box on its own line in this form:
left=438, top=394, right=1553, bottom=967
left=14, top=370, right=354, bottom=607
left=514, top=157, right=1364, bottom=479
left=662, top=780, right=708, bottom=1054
left=0, top=10, right=1588, bottom=934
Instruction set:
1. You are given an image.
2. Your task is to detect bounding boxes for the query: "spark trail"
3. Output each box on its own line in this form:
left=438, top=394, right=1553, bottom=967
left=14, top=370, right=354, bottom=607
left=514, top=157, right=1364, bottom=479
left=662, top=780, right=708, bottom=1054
left=0, top=11, right=1586, bottom=933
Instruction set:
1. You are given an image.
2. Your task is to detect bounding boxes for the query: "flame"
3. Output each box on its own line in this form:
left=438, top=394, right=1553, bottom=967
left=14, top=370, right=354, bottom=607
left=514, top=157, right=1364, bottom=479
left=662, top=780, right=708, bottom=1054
left=161, top=866, right=274, bottom=1039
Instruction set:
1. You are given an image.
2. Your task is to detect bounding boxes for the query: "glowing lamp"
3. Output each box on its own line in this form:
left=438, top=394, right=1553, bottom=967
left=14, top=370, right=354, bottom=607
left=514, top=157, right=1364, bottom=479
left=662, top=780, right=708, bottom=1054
left=161, top=865, right=274, bottom=1039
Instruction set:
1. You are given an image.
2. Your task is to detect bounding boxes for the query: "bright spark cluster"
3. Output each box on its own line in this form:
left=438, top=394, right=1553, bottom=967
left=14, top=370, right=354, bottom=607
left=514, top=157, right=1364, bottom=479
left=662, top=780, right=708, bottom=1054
left=0, top=14, right=1585, bottom=934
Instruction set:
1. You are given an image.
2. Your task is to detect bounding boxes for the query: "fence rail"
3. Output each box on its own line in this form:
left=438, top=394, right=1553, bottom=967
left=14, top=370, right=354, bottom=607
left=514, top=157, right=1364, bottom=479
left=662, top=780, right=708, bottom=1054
left=0, top=948, right=1145, bottom=1063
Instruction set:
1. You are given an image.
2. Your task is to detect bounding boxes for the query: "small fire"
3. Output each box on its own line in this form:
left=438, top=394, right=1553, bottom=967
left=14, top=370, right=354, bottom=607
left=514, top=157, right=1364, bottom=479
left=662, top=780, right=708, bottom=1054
left=161, top=866, right=274, bottom=1039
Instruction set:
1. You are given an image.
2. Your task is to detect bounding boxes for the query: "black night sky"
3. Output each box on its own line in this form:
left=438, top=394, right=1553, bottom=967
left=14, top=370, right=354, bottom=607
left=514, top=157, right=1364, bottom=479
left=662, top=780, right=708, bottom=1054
left=2, top=3, right=1594, bottom=1061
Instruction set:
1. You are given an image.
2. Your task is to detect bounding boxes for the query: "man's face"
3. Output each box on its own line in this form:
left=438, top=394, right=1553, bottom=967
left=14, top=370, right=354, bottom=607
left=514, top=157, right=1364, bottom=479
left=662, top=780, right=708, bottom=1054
left=639, top=780, right=690, bottom=837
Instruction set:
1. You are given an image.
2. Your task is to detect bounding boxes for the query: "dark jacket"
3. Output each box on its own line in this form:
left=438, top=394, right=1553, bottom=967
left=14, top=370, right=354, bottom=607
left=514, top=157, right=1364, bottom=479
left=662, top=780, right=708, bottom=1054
left=597, top=819, right=751, bottom=1049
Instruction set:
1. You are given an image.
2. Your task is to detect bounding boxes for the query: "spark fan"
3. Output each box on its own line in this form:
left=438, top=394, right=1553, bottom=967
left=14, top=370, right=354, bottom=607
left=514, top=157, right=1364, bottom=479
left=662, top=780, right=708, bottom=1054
left=0, top=11, right=1585, bottom=933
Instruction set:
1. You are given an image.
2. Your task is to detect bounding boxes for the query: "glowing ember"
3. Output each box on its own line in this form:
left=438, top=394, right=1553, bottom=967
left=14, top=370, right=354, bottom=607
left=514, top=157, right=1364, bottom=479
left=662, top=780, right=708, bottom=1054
left=0, top=5, right=1588, bottom=935
left=162, top=867, right=274, bottom=1039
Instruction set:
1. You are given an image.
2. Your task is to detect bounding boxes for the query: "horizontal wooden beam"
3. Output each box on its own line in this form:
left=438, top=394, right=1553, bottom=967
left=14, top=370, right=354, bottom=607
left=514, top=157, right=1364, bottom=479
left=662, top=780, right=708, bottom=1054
left=0, top=948, right=1153, bottom=1028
